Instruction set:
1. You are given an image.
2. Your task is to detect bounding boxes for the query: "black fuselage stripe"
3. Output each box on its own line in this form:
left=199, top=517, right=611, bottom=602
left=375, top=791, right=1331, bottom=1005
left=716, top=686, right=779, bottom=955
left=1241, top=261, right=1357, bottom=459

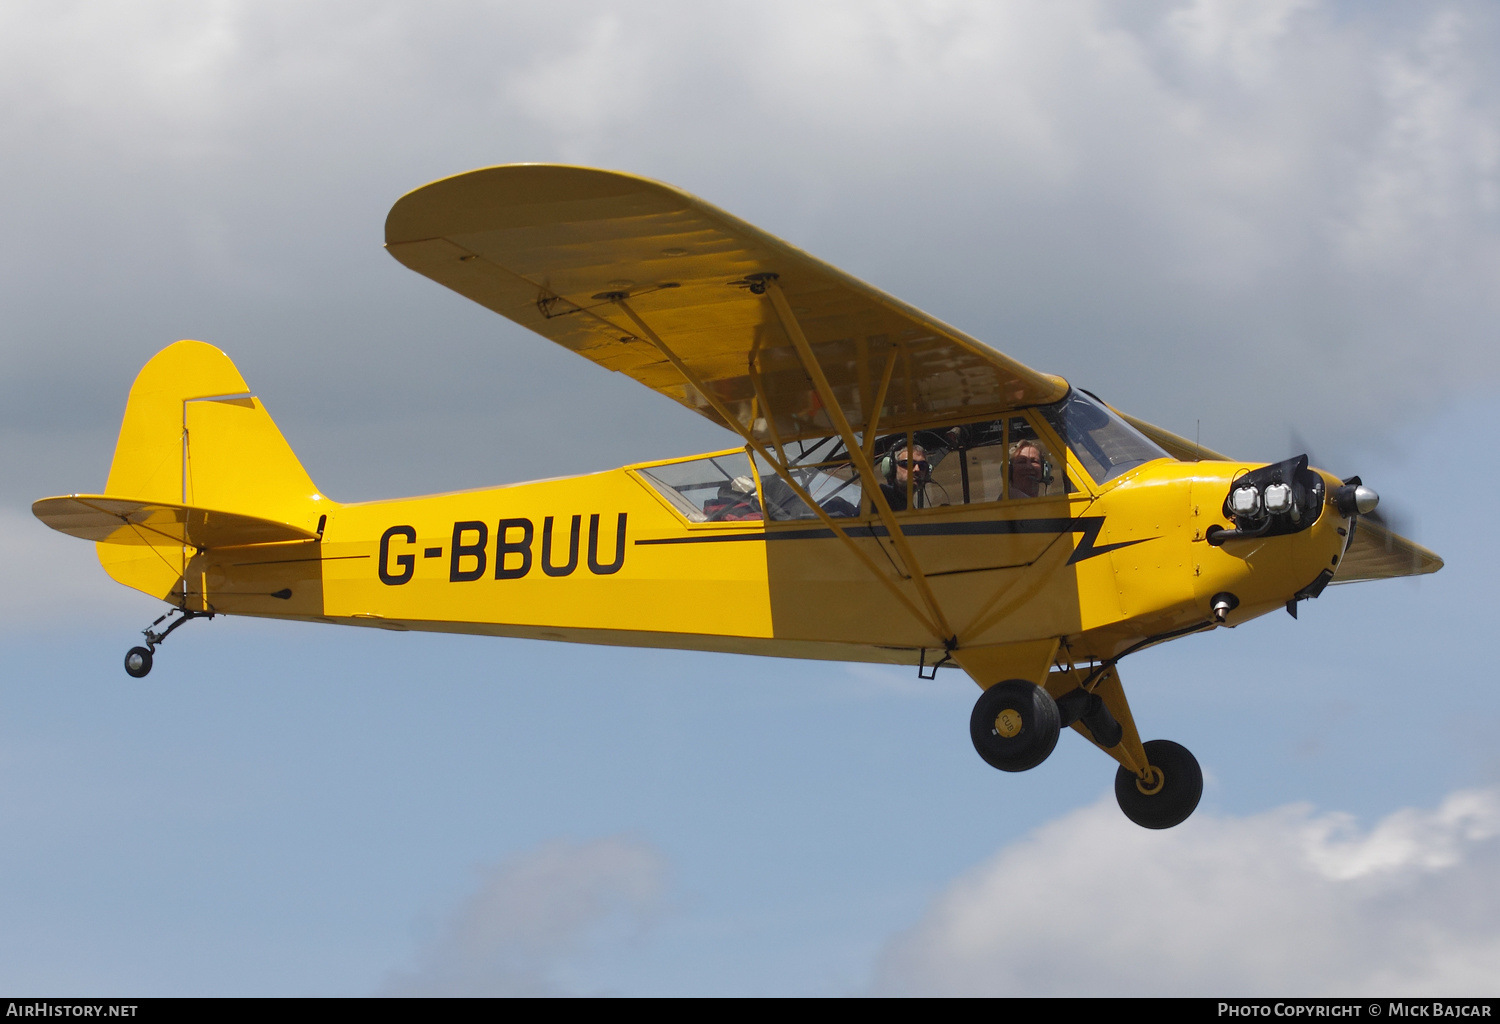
left=635, top=530, right=818, bottom=545
left=229, top=554, right=372, bottom=566
left=636, top=518, right=1090, bottom=546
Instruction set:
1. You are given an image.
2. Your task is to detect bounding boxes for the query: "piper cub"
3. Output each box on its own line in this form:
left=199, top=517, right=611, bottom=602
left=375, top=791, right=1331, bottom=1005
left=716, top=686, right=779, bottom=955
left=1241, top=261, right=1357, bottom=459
left=34, top=165, right=1442, bottom=829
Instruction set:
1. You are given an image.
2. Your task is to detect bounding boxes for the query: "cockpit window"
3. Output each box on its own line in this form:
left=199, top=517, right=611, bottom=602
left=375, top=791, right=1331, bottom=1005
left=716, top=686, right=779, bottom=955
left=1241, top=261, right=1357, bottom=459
left=752, top=435, right=862, bottom=521
left=1040, top=390, right=1171, bottom=485
left=641, top=400, right=1151, bottom=526
left=639, top=451, right=764, bottom=522
left=871, top=417, right=1071, bottom=510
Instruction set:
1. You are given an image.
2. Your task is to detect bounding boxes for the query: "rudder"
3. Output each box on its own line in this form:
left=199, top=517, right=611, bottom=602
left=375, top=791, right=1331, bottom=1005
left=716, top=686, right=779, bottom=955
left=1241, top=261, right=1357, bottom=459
left=105, top=340, right=327, bottom=528
left=93, top=340, right=330, bottom=601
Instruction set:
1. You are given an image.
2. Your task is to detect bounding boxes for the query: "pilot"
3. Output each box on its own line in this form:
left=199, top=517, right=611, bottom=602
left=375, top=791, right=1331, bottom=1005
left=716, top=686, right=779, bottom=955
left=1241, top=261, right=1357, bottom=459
left=702, top=475, right=763, bottom=521
left=1009, top=439, right=1046, bottom=499
left=880, top=444, right=929, bottom=512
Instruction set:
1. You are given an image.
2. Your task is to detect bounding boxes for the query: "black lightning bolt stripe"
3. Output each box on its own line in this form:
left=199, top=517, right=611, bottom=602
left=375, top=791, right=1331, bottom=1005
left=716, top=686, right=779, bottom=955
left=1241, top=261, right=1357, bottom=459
left=634, top=516, right=1150, bottom=564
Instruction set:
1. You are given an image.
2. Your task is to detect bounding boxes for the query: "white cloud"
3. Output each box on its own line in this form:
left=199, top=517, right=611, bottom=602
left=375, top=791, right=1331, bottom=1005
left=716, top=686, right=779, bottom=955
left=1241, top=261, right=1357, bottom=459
left=1166, top=0, right=1311, bottom=88
left=874, top=787, right=1500, bottom=996
left=382, top=836, right=667, bottom=996
left=501, top=13, right=648, bottom=156
left=1338, top=9, right=1500, bottom=272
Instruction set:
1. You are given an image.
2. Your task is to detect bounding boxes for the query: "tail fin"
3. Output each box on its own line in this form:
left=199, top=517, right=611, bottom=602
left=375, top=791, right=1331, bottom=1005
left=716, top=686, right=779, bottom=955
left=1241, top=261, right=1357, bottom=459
left=39, top=340, right=331, bottom=601
left=105, top=340, right=326, bottom=524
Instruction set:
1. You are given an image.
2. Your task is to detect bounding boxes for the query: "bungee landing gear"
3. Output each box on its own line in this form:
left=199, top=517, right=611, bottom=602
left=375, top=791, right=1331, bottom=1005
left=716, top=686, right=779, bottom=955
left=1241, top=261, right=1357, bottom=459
left=122, top=607, right=214, bottom=678
left=968, top=668, right=1203, bottom=829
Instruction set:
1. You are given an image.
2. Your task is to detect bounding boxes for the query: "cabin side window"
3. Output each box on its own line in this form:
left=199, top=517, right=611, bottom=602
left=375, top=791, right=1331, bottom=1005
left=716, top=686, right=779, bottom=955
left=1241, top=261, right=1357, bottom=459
left=874, top=415, right=1071, bottom=511
left=638, top=451, right=764, bottom=522
left=751, top=436, right=863, bottom=521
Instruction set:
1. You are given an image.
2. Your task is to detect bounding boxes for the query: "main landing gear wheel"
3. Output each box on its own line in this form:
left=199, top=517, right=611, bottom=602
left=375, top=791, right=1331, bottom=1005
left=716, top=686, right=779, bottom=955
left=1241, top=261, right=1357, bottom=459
left=1115, top=739, right=1203, bottom=829
left=970, top=680, right=1061, bottom=772
left=124, top=646, right=153, bottom=679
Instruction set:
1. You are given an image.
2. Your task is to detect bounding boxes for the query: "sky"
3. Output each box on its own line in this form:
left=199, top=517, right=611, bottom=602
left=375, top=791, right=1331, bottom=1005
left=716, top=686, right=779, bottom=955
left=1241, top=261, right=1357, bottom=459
left=2, top=0, right=1498, bottom=996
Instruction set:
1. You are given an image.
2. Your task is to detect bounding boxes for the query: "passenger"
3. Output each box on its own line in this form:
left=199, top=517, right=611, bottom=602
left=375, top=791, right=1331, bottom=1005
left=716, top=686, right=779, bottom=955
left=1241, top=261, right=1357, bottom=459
left=880, top=444, right=929, bottom=512
left=702, top=476, right=763, bottom=521
left=1009, top=439, right=1046, bottom=499
left=820, top=494, right=860, bottom=518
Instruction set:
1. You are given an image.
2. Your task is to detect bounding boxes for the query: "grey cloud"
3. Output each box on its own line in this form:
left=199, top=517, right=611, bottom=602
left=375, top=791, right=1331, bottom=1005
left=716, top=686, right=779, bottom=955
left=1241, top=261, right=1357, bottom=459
left=381, top=836, right=667, bottom=997
left=873, top=787, right=1500, bottom=996
left=5, top=1, right=1498, bottom=509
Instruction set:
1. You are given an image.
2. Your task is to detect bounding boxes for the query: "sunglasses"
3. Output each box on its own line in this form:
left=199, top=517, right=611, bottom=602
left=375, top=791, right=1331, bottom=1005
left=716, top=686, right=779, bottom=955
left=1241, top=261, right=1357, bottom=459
left=897, top=459, right=929, bottom=471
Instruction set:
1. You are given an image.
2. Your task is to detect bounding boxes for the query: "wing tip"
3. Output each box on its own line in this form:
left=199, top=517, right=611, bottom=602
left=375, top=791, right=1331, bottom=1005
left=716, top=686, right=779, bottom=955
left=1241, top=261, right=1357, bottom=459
left=385, top=164, right=684, bottom=245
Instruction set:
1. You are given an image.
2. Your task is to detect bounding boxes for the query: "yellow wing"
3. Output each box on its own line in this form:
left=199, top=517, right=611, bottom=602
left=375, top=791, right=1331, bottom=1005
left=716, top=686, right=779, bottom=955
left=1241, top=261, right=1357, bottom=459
left=385, top=164, right=1066, bottom=444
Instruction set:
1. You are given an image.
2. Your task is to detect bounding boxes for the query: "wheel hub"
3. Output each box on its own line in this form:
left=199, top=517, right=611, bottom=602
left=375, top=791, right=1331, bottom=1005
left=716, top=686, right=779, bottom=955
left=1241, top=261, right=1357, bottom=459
left=993, top=708, right=1023, bottom=738
left=1135, top=765, right=1165, bottom=796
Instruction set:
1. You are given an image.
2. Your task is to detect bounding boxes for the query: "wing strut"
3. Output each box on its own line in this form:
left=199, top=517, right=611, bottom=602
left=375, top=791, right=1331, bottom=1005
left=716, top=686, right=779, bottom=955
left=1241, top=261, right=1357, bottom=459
left=761, top=278, right=957, bottom=648
left=862, top=345, right=899, bottom=460
left=610, top=296, right=949, bottom=645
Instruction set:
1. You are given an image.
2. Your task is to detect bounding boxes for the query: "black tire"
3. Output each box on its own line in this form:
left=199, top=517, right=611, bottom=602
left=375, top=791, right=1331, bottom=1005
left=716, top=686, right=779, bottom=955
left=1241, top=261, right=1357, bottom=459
left=124, top=646, right=153, bottom=678
left=970, top=680, right=1061, bottom=772
left=1115, top=739, right=1202, bottom=829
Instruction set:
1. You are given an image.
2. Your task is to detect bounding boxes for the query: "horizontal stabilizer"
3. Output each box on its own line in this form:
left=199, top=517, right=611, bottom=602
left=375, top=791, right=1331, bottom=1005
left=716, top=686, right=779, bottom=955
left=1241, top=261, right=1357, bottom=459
left=33, top=495, right=319, bottom=549
left=1334, top=516, right=1443, bottom=582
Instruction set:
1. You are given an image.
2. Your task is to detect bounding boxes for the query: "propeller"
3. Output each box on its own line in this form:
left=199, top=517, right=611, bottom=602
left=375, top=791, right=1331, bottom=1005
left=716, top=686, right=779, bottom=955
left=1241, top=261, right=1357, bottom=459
left=1288, top=428, right=1435, bottom=579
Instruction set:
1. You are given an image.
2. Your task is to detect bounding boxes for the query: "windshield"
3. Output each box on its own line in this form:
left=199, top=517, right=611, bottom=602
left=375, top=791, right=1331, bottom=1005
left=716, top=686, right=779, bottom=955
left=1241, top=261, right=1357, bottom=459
left=1040, top=390, right=1171, bottom=485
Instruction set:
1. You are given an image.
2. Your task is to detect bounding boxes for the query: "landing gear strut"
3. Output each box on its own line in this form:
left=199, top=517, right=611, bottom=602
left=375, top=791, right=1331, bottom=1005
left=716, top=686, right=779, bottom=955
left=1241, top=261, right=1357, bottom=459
left=123, top=607, right=213, bottom=678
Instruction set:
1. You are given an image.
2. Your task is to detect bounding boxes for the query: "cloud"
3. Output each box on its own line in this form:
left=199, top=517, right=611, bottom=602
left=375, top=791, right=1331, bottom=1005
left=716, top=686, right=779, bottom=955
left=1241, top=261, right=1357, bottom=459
left=3, top=1, right=1499, bottom=503
left=873, top=787, right=1500, bottom=996
left=382, top=836, right=667, bottom=996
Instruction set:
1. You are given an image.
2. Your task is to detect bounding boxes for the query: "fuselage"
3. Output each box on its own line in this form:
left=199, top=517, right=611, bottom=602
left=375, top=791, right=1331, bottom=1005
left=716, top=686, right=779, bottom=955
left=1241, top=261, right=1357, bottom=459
left=184, top=448, right=1351, bottom=667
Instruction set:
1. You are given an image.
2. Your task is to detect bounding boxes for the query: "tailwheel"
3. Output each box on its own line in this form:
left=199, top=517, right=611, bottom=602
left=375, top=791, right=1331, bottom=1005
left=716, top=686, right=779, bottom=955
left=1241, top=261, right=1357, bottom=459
left=1114, top=739, right=1202, bottom=829
left=970, top=680, right=1061, bottom=772
left=124, top=646, right=153, bottom=678
left=121, top=607, right=213, bottom=678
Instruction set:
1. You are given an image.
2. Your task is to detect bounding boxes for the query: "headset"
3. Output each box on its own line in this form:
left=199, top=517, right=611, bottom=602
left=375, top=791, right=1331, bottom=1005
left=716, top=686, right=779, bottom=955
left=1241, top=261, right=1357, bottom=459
left=879, top=445, right=929, bottom=483
left=1008, top=437, right=1055, bottom=493
left=879, top=442, right=934, bottom=508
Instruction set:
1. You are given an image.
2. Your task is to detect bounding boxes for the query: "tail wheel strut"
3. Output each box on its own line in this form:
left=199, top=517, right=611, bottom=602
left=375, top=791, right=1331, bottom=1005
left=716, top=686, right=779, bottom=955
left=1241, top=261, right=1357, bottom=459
left=122, top=607, right=213, bottom=678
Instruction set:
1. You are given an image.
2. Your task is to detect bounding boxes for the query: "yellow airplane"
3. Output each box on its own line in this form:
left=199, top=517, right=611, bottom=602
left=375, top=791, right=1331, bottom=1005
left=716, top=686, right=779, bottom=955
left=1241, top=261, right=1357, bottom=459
left=33, top=165, right=1442, bottom=829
